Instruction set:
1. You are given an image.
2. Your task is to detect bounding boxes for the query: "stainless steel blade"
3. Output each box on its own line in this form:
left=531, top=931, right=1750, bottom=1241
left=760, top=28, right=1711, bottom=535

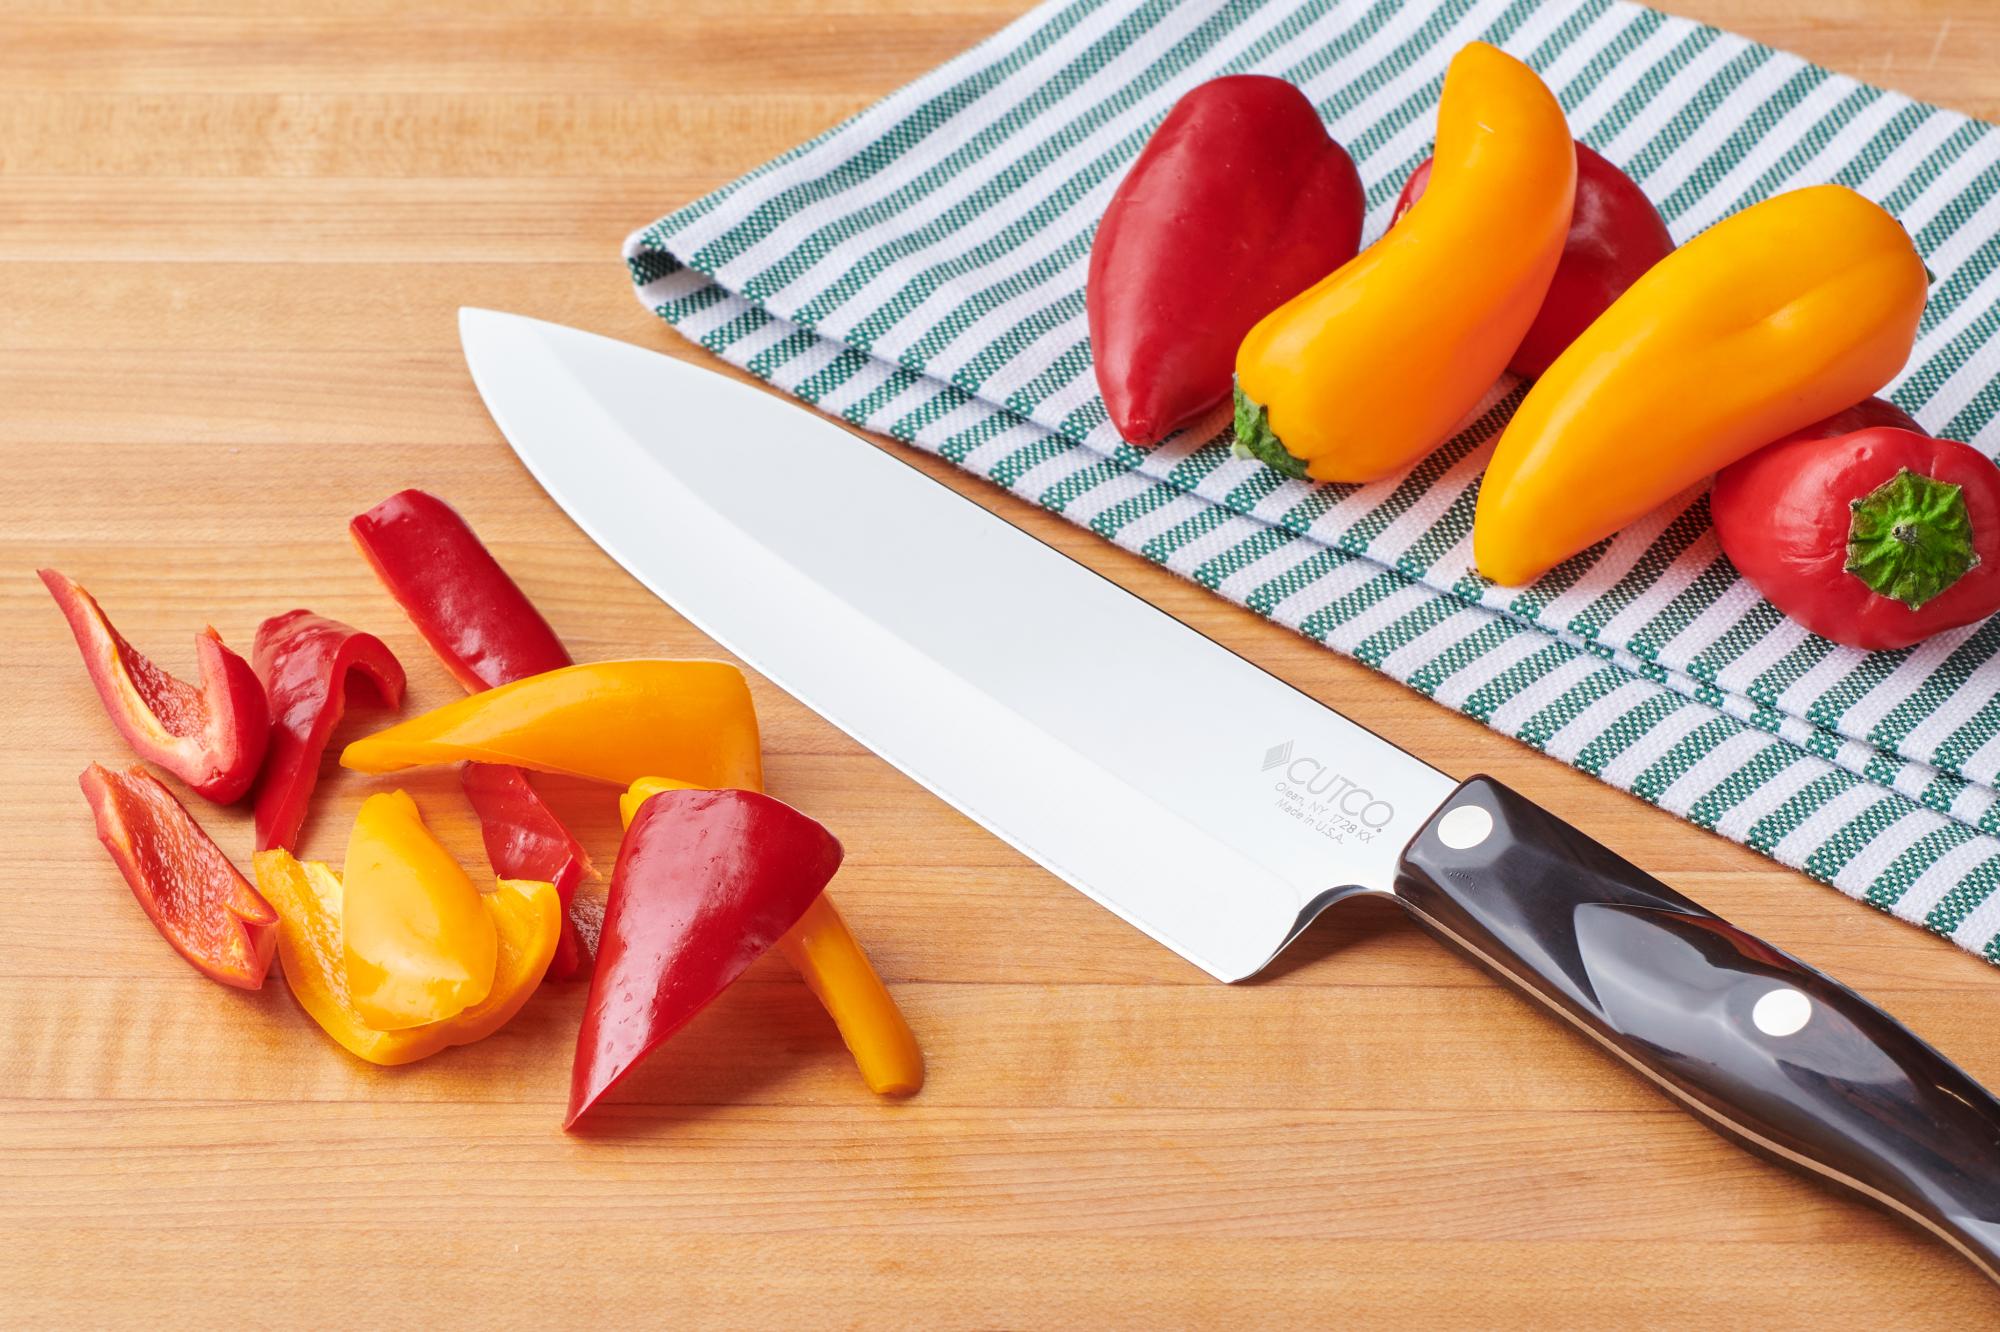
left=459, top=308, right=1457, bottom=981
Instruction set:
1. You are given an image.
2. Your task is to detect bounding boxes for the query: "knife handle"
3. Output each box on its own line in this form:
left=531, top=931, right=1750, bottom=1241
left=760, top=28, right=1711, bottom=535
left=1393, top=775, right=2000, bottom=1282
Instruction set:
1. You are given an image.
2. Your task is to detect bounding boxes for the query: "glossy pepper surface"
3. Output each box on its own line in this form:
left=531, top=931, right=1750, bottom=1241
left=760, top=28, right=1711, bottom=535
left=254, top=850, right=558, bottom=1066
left=1713, top=426, right=2000, bottom=651
left=42, top=570, right=269, bottom=804
left=568, top=787, right=843, bottom=1128
left=80, top=763, right=276, bottom=988
left=462, top=763, right=595, bottom=980
left=251, top=610, right=406, bottom=854
left=1087, top=75, right=1363, bottom=445
left=341, top=790, right=497, bottom=1030
left=1474, top=185, right=1929, bottom=586
left=342, top=659, right=763, bottom=791
left=624, top=776, right=923, bottom=1097
left=1391, top=141, right=1673, bottom=379
left=1233, top=43, right=1574, bottom=482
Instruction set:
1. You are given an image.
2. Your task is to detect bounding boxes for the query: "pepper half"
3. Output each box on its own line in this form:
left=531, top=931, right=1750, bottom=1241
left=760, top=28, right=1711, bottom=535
left=43, top=570, right=269, bottom=804
left=251, top=610, right=406, bottom=854
left=254, top=850, right=558, bottom=1066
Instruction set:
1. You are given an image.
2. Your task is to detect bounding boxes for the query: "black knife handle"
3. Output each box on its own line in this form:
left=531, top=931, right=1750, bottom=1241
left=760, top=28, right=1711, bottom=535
left=1393, top=775, right=2000, bottom=1282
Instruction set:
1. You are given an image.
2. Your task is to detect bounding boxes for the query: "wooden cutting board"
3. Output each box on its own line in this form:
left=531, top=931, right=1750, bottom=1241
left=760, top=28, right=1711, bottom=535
left=5, top=1, right=2000, bottom=1325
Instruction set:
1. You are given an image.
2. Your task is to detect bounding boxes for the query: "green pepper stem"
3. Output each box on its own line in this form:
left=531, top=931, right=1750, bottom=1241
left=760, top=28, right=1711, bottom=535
left=1845, top=467, right=1979, bottom=610
left=1232, top=382, right=1307, bottom=481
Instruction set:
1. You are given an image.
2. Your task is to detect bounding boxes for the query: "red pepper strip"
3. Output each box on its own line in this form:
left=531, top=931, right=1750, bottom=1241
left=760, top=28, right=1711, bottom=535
left=41, top=569, right=269, bottom=804
left=251, top=611, right=407, bottom=854
left=80, top=763, right=277, bottom=989
left=567, top=788, right=842, bottom=1129
left=350, top=488, right=594, bottom=975
left=461, top=762, right=595, bottom=981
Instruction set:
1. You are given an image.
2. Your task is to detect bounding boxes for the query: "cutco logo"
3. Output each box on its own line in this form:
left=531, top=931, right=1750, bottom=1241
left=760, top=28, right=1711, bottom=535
left=1261, top=739, right=1396, bottom=830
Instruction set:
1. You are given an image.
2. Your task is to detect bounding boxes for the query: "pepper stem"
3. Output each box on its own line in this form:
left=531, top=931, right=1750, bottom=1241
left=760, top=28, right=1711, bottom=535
left=1232, top=381, right=1307, bottom=481
left=1845, top=467, right=1979, bottom=610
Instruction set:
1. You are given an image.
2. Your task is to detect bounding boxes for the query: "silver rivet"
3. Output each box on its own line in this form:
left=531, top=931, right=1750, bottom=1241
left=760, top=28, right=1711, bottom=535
left=1752, top=987, right=1812, bottom=1037
left=1436, top=805, right=1493, bottom=850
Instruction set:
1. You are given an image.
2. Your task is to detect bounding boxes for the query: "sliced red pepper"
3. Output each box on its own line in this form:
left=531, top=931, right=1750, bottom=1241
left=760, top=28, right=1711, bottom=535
left=567, top=788, right=843, bottom=1129
left=251, top=610, right=407, bottom=854
left=461, top=762, right=595, bottom=981
left=41, top=569, right=269, bottom=804
left=80, top=762, right=277, bottom=988
left=351, top=488, right=593, bottom=976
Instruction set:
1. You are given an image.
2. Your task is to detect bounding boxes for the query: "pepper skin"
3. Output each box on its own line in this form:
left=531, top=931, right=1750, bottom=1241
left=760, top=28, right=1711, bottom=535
left=251, top=611, right=406, bottom=854
left=1233, top=43, right=1574, bottom=482
left=342, top=659, right=763, bottom=791
left=1474, top=184, right=1929, bottom=586
left=1712, top=426, right=2000, bottom=651
left=624, top=776, right=923, bottom=1097
left=42, top=570, right=269, bottom=804
left=1088, top=75, right=1363, bottom=445
left=462, top=763, right=595, bottom=981
left=80, top=763, right=276, bottom=989
left=254, top=851, right=558, bottom=1067
left=568, top=788, right=843, bottom=1128
left=341, top=790, right=497, bottom=1030
left=1391, top=142, right=1673, bottom=379
left=1771, top=395, right=1923, bottom=445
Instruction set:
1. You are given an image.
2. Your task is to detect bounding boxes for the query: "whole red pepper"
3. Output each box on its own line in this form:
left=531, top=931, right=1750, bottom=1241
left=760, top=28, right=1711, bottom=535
left=1712, top=426, right=2000, bottom=650
left=1088, top=75, right=1363, bottom=445
left=251, top=610, right=406, bottom=854
left=351, top=488, right=593, bottom=978
left=1392, top=142, right=1673, bottom=379
left=567, top=788, right=843, bottom=1129
left=41, top=569, right=269, bottom=804
left=80, top=762, right=277, bottom=989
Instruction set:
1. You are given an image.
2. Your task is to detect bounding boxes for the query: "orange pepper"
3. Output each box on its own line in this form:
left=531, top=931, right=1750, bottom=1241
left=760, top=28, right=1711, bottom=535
left=1233, top=43, right=1574, bottom=483
left=341, top=660, right=761, bottom=791
left=624, top=775, right=924, bottom=1096
left=1473, top=184, right=1929, bottom=586
left=342, top=790, right=496, bottom=1029
left=253, top=850, right=558, bottom=1067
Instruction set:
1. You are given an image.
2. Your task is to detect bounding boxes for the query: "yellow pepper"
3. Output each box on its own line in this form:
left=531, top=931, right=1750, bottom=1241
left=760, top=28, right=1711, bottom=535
left=1233, top=42, right=1574, bottom=483
left=624, top=774, right=924, bottom=1096
left=253, top=850, right=558, bottom=1067
left=1474, top=183, right=1928, bottom=586
left=342, top=790, right=496, bottom=1030
left=341, top=660, right=762, bottom=791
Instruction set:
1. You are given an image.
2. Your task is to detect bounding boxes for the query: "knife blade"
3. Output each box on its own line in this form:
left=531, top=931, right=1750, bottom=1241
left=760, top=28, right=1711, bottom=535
left=461, top=308, right=2000, bottom=1283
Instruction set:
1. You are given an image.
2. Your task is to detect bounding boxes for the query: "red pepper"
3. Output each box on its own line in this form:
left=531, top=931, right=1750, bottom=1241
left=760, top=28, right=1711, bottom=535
left=461, top=762, right=595, bottom=980
left=567, top=788, right=843, bottom=1128
left=351, top=488, right=593, bottom=977
left=1392, top=142, right=1674, bottom=379
left=1087, top=75, right=1363, bottom=445
left=1712, top=426, right=2000, bottom=650
left=1769, top=394, right=1923, bottom=445
left=250, top=610, right=406, bottom=854
left=41, top=569, right=269, bottom=804
left=80, top=763, right=277, bottom=988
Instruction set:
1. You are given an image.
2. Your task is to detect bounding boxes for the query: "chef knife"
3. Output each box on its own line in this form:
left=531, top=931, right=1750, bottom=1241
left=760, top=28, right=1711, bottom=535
left=460, top=308, right=2000, bottom=1282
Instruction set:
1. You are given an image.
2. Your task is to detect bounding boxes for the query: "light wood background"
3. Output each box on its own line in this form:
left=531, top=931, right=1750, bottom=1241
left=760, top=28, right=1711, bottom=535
left=5, top=1, right=2000, bottom=1326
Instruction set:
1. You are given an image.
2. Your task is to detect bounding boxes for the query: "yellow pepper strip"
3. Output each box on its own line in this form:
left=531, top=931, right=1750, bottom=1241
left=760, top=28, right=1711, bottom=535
left=1233, top=43, right=1574, bottom=483
left=253, top=850, right=559, bottom=1067
left=1474, top=184, right=1928, bottom=586
left=624, top=774, right=924, bottom=1096
left=342, top=790, right=497, bottom=1030
left=341, top=660, right=762, bottom=791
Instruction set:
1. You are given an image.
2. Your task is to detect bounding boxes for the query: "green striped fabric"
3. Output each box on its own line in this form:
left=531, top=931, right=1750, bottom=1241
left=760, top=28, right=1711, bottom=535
left=627, top=0, right=2000, bottom=963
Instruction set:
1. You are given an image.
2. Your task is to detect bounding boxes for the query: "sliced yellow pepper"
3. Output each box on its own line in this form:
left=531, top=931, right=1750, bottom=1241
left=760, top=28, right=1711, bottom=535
left=342, top=790, right=496, bottom=1030
left=253, top=850, right=559, bottom=1067
left=624, top=774, right=924, bottom=1096
left=341, top=660, right=762, bottom=790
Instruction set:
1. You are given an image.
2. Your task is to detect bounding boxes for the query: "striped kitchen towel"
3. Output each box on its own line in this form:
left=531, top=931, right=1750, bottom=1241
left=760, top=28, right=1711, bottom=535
left=627, top=0, right=2000, bottom=962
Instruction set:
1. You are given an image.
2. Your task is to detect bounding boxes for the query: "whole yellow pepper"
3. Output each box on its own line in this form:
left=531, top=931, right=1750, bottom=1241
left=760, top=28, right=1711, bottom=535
left=1234, top=42, right=1574, bottom=482
left=1474, top=184, right=1928, bottom=586
left=254, top=850, right=558, bottom=1067
left=341, top=659, right=761, bottom=790
left=342, top=790, right=496, bottom=1030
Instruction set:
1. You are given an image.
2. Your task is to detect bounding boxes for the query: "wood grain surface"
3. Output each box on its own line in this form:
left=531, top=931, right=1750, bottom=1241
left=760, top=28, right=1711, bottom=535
left=5, top=1, right=2000, bottom=1326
